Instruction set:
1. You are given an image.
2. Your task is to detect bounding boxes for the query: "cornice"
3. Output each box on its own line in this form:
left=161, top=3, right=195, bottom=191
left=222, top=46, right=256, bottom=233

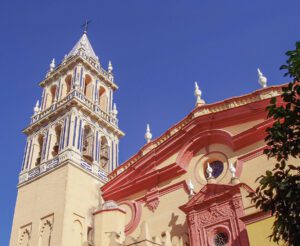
left=23, top=90, right=124, bottom=138
left=108, top=84, right=284, bottom=181
left=39, top=55, right=118, bottom=90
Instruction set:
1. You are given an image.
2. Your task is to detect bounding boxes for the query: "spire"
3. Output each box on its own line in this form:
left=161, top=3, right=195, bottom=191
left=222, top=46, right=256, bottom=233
left=67, top=33, right=98, bottom=61
left=194, top=82, right=205, bottom=107
left=144, top=124, right=152, bottom=143
left=257, top=68, right=267, bottom=88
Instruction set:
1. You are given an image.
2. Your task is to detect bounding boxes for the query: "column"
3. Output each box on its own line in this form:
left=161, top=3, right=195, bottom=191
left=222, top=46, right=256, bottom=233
left=41, top=130, right=49, bottom=162
left=21, top=139, right=31, bottom=171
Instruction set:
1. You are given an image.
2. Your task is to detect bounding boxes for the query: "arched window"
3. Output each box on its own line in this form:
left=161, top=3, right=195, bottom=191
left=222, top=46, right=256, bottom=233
left=61, top=74, right=72, bottom=98
left=19, top=229, right=30, bottom=246
left=50, top=85, right=57, bottom=104
left=205, top=160, right=224, bottom=179
left=84, top=75, right=93, bottom=101
left=35, top=134, right=44, bottom=166
left=39, top=221, right=52, bottom=246
left=99, top=86, right=107, bottom=112
left=100, top=136, right=109, bottom=171
left=82, top=125, right=94, bottom=163
left=213, top=232, right=229, bottom=246
left=51, top=125, right=62, bottom=157
left=72, top=220, right=83, bottom=246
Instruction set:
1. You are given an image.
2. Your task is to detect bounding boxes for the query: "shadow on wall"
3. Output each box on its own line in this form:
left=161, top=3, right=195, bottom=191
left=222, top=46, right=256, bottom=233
left=168, top=213, right=189, bottom=246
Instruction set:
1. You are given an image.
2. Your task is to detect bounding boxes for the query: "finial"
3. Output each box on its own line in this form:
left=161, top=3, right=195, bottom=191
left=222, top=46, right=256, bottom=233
left=257, top=68, right=267, bottom=88
left=206, top=162, right=213, bottom=179
left=145, top=124, right=152, bottom=143
left=229, top=162, right=240, bottom=184
left=62, top=54, right=67, bottom=65
left=34, top=100, right=40, bottom=115
left=229, top=162, right=236, bottom=178
left=194, top=82, right=205, bottom=107
left=49, top=58, right=55, bottom=72
left=112, top=103, right=118, bottom=117
left=108, top=60, right=113, bottom=73
left=187, top=179, right=195, bottom=197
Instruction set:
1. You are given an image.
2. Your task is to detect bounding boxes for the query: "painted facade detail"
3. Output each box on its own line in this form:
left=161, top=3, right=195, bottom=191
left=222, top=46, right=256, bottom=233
left=10, top=30, right=287, bottom=246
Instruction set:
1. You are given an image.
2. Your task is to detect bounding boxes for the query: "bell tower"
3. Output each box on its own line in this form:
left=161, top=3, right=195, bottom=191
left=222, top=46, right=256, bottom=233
left=10, top=31, right=124, bottom=246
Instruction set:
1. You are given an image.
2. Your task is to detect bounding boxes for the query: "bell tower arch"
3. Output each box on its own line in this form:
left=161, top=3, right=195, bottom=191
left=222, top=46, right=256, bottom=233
left=10, top=31, right=124, bottom=246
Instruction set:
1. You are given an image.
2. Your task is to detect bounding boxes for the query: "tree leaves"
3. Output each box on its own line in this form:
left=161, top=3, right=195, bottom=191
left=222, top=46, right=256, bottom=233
left=250, top=42, right=300, bottom=246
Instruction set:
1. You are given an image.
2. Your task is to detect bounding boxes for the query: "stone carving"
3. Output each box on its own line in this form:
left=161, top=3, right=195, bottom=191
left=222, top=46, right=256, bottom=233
left=198, top=205, right=233, bottom=226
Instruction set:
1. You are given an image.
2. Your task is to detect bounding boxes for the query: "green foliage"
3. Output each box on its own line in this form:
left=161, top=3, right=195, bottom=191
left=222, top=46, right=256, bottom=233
left=250, top=42, right=300, bottom=245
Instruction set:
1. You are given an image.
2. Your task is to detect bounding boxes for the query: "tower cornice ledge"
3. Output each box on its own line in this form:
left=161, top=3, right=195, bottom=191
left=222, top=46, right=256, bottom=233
left=39, top=55, right=118, bottom=90
left=23, top=89, right=124, bottom=137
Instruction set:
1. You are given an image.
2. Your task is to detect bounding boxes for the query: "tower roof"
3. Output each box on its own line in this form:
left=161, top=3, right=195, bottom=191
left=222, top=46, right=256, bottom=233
left=67, top=32, right=98, bottom=61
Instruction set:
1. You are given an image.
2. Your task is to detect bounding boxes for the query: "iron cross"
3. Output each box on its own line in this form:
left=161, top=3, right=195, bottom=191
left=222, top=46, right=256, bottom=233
left=81, top=19, right=92, bottom=33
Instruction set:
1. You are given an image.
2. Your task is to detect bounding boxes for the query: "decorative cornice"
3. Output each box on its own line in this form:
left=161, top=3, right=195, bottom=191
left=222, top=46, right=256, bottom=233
left=108, top=85, right=283, bottom=180
left=18, top=149, right=109, bottom=187
left=39, top=54, right=118, bottom=90
left=23, top=89, right=124, bottom=138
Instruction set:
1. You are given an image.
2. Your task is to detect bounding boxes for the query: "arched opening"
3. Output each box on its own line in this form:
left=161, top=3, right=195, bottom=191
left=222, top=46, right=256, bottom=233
left=84, top=74, right=93, bottom=101
left=39, top=221, right=52, bottom=246
left=61, top=74, right=72, bottom=98
left=50, top=85, right=57, bottom=104
left=99, top=86, right=107, bottom=112
left=35, top=134, right=44, bottom=166
left=72, top=220, right=83, bottom=246
left=100, top=136, right=109, bottom=171
left=19, top=229, right=30, bottom=246
left=51, top=125, right=62, bottom=157
left=82, top=125, right=94, bottom=163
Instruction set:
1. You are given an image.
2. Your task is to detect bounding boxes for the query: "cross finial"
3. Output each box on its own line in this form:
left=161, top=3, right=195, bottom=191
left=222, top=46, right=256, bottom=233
left=81, top=19, right=92, bottom=34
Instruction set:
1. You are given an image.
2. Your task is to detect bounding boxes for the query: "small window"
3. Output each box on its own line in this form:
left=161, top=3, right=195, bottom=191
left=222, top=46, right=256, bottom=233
left=205, top=160, right=224, bottom=178
left=213, top=232, right=229, bottom=246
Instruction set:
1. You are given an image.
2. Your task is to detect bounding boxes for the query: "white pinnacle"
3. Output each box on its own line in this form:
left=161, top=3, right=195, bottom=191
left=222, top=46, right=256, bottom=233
left=187, top=179, right=195, bottom=196
left=194, top=81, right=205, bottom=106
left=229, top=162, right=236, bottom=178
left=144, top=124, right=152, bottom=143
left=50, top=58, right=55, bottom=72
left=257, top=68, right=267, bottom=88
left=108, top=61, right=113, bottom=73
left=112, top=103, right=118, bottom=117
left=34, top=100, right=40, bottom=115
left=206, top=162, right=213, bottom=179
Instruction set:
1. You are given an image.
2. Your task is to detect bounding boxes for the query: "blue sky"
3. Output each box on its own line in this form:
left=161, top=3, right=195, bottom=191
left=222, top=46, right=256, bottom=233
left=1, top=0, right=300, bottom=244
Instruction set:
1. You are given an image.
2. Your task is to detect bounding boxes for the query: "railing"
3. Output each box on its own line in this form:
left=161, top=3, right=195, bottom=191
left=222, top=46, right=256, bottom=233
left=31, top=89, right=118, bottom=126
left=19, top=153, right=108, bottom=184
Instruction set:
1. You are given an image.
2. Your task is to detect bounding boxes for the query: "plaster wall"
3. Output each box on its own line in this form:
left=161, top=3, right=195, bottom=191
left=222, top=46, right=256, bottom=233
left=10, top=163, right=101, bottom=246
left=246, top=217, right=281, bottom=246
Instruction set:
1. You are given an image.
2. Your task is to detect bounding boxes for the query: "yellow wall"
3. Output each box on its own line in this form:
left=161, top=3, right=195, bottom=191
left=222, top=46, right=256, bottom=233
left=10, top=163, right=102, bottom=246
left=247, top=217, right=282, bottom=246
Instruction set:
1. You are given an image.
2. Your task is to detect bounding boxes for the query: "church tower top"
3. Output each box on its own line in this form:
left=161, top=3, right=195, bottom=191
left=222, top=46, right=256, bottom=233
left=67, top=32, right=99, bottom=62
left=19, top=31, right=124, bottom=186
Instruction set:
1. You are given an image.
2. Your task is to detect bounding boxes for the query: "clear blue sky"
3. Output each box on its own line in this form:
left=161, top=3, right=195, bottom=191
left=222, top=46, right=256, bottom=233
left=1, top=0, right=300, bottom=244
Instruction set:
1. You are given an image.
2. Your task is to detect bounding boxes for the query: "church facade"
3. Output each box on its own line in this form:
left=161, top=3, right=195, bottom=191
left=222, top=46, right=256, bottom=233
left=10, top=32, right=282, bottom=246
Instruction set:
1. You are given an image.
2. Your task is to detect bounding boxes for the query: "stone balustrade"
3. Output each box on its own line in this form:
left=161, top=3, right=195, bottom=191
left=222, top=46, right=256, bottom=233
left=31, top=89, right=118, bottom=127
left=19, top=151, right=108, bottom=185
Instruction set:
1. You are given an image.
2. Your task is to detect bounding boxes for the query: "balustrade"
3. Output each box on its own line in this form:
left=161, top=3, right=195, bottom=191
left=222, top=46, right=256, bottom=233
left=31, top=89, right=118, bottom=127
